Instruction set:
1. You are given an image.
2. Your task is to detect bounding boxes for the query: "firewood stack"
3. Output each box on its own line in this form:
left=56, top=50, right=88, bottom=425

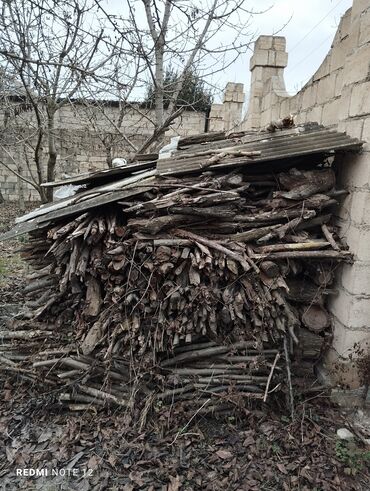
left=0, top=160, right=353, bottom=418
left=3, top=120, right=364, bottom=419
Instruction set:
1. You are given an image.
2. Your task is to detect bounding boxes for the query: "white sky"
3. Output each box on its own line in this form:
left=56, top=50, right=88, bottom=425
left=103, top=0, right=353, bottom=103
left=229, top=0, right=353, bottom=99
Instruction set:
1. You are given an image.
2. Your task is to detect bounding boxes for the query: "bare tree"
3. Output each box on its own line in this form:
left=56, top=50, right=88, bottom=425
left=96, top=0, right=262, bottom=154
left=0, top=0, right=122, bottom=201
left=0, top=0, right=264, bottom=203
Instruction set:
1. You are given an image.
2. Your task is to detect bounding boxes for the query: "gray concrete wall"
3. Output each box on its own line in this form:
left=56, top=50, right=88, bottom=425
left=243, top=0, right=370, bottom=388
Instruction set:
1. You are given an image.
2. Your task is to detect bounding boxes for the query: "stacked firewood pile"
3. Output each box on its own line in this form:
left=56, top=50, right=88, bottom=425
left=0, top=162, right=353, bottom=419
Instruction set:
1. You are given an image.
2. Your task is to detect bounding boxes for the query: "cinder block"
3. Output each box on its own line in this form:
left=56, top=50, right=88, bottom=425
left=345, top=118, right=364, bottom=139
left=275, top=51, right=288, bottom=68
left=301, top=86, right=313, bottom=109
left=316, top=74, right=336, bottom=105
left=340, top=261, right=370, bottom=295
left=330, top=287, right=370, bottom=329
left=332, top=320, right=370, bottom=357
left=321, top=99, right=341, bottom=126
left=338, top=85, right=352, bottom=120
left=288, top=96, right=299, bottom=115
left=272, top=37, right=286, bottom=52
left=361, top=117, right=370, bottom=151
left=349, top=81, right=370, bottom=116
left=324, top=319, right=370, bottom=388
left=343, top=44, right=370, bottom=85
left=359, top=8, right=370, bottom=45
left=295, top=111, right=307, bottom=124
left=347, top=189, right=370, bottom=225
left=341, top=222, right=370, bottom=261
left=351, top=0, right=370, bottom=19
left=306, top=105, right=323, bottom=124
left=255, top=35, right=274, bottom=50
left=330, top=40, right=349, bottom=73
left=252, top=66, right=264, bottom=82
left=250, top=50, right=268, bottom=70
left=337, top=150, right=370, bottom=189
left=279, top=99, right=290, bottom=119
left=334, top=68, right=344, bottom=97
left=313, top=54, right=331, bottom=81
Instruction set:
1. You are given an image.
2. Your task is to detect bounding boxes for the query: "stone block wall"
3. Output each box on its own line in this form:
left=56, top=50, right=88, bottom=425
left=0, top=84, right=245, bottom=201
left=242, top=0, right=370, bottom=388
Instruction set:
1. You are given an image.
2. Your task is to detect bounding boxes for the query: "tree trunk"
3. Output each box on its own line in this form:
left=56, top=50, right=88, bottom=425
left=17, top=162, right=25, bottom=212
left=46, top=105, right=57, bottom=202
left=154, top=47, right=165, bottom=129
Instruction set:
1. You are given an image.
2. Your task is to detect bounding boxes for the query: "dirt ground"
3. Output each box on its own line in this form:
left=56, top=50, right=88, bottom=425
left=0, top=202, right=369, bottom=491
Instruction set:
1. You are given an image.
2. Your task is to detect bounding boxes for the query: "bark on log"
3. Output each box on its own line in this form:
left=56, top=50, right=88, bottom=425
left=301, top=304, right=330, bottom=332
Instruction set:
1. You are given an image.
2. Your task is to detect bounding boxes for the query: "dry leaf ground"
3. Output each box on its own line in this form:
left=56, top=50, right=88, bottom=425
left=0, top=203, right=369, bottom=491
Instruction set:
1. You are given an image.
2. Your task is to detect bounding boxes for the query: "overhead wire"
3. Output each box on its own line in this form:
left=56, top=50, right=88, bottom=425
left=289, top=0, right=347, bottom=53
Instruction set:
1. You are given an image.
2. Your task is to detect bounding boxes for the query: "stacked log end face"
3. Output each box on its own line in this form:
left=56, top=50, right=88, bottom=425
left=2, top=156, right=353, bottom=420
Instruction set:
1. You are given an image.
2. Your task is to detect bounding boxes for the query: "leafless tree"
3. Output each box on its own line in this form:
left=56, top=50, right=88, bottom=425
left=0, top=0, right=123, bottom=201
left=0, top=0, right=265, bottom=203
left=96, top=0, right=263, bottom=154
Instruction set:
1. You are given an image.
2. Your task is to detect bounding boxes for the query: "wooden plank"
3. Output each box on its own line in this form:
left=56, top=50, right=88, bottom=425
left=41, top=161, right=155, bottom=188
left=0, top=185, right=153, bottom=241
left=16, top=170, right=157, bottom=224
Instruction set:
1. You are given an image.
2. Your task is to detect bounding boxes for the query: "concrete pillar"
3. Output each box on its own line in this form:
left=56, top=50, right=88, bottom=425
left=242, top=35, right=288, bottom=130
left=222, top=82, right=245, bottom=131
left=208, top=83, right=245, bottom=132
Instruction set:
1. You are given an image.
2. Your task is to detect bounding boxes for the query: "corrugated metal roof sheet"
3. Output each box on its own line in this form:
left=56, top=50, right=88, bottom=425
left=0, top=123, right=363, bottom=241
left=157, top=125, right=363, bottom=176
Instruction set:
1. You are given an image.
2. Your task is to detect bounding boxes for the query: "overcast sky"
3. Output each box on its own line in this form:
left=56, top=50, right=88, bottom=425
left=104, top=0, right=353, bottom=104
left=219, top=0, right=353, bottom=100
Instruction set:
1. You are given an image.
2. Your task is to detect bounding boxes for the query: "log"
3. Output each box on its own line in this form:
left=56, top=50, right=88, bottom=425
left=301, top=304, right=330, bottom=332
left=321, top=224, right=340, bottom=251
left=260, top=261, right=280, bottom=278
left=84, top=275, right=102, bottom=317
left=297, top=328, right=324, bottom=360
left=253, top=250, right=352, bottom=261
left=255, top=241, right=330, bottom=253
left=161, top=342, right=257, bottom=368
left=278, top=168, right=335, bottom=197
left=285, top=279, right=324, bottom=304
left=0, top=330, right=54, bottom=339
left=128, top=214, right=200, bottom=233
left=227, top=224, right=281, bottom=242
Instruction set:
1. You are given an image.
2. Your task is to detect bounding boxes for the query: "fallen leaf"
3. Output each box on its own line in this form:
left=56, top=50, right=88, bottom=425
left=216, top=449, right=233, bottom=460
left=168, top=475, right=180, bottom=491
left=277, top=462, right=288, bottom=474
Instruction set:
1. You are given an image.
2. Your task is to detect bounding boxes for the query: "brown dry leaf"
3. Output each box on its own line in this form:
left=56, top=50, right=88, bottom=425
left=129, top=471, right=145, bottom=486
left=243, top=435, right=255, bottom=447
left=168, top=475, right=180, bottom=491
left=108, top=454, right=117, bottom=467
left=6, top=447, right=15, bottom=463
left=87, top=454, right=100, bottom=470
left=226, top=258, right=238, bottom=275
left=276, top=462, right=288, bottom=474
left=216, top=449, right=233, bottom=460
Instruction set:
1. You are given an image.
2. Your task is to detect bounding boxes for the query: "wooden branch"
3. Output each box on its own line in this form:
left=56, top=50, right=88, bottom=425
left=263, top=352, right=280, bottom=402
left=173, top=228, right=259, bottom=273
left=321, top=224, right=340, bottom=251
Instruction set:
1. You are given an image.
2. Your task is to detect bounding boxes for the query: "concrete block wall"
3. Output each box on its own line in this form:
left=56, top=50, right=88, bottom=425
left=0, top=84, right=245, bottom=201
left=242, top=0, right=370, bottom=388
